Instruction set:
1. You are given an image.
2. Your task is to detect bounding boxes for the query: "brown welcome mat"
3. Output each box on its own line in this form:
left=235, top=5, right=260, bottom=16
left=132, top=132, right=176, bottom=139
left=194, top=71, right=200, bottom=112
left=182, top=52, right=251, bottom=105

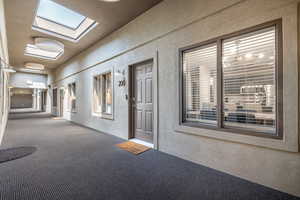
left=116, top=141, right=150, bottom=155
left=52, top=117, right=64, bottom=120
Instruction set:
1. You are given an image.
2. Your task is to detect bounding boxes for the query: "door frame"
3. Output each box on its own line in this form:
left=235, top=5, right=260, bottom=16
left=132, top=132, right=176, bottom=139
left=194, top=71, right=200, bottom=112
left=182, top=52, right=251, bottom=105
left=128, top=51, right=159, bottom=150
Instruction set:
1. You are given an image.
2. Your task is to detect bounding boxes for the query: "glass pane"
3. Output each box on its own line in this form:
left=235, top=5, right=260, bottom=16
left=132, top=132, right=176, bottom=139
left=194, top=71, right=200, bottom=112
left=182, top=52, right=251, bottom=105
left=222, top=26, right=276, bottom=134
left=104, top=73, right=112, bottom=114
left=183, top=43, right=217, bottom=125
left=37, top=0, right=85, bottom=29
left=93, top=77, right=98, bottom=113
left=72, top=83, right=76, bottom=110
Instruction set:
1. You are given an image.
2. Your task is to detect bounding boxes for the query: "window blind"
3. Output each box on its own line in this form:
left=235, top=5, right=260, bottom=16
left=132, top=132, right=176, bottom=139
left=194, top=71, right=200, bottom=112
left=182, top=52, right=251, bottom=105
left=183, top=43, right=217, bottom=125
left=71, top=83, right=76, bottom=111
left=93, top=72, right=112, bottom=115
left=222, top=26, right=276, bottom=133
left=103, top=73, right=112, bottom=114
left=68, top=83, right=76, bottom=112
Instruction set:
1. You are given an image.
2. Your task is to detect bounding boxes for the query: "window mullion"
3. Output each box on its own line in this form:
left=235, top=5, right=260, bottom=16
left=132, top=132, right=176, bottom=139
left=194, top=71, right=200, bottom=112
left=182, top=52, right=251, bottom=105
left=216, top=39, right=223, bottom=128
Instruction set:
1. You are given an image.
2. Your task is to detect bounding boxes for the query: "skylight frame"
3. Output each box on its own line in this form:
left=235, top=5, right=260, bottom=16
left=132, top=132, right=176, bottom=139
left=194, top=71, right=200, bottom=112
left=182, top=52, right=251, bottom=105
left=32, top=0, right=98, bottom=43
left=24, top=44, right=64, bottom=60
left=36, top=15, right=87, bottom=31
left=32, top=17, right=97, bottom=42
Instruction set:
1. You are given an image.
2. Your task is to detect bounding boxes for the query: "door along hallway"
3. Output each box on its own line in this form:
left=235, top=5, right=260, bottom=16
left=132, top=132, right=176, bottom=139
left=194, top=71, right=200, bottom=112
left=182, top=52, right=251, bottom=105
left=0, top=112, right=298, bottom=200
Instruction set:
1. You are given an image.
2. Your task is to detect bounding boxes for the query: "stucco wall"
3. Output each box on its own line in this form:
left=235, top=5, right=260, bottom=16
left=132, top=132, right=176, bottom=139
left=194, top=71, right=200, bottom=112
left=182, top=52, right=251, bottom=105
left=52, top=0, right=300, bottom=196
left=9, top=72, right=47, bottom=88
left=0, top=0, right=10, bottom=144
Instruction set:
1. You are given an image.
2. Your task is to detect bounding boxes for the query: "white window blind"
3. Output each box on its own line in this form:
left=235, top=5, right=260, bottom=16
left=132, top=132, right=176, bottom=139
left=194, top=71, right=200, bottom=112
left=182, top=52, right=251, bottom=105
left=222, top=26, right=276, bottom=133
left=68, top=83, right=76, bottom=112
left=93, top=76, right=101, bottom=114
left=183, top=43, right=217, bottom=125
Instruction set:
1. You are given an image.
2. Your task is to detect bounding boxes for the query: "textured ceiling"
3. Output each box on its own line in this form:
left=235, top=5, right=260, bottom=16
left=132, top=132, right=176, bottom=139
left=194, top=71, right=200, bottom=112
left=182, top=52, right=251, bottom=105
left=5, top=0, right=163, bottom=70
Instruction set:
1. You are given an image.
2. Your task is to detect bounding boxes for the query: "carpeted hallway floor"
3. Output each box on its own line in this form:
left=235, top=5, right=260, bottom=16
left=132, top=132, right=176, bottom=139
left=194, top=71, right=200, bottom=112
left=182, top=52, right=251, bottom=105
left=0, top=112, right=299, bottom=200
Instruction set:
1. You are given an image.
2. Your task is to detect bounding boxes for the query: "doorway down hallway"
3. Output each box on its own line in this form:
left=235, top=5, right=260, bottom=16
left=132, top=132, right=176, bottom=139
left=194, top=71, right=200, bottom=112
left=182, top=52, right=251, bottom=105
left=0, top=113, right=298, bottom=200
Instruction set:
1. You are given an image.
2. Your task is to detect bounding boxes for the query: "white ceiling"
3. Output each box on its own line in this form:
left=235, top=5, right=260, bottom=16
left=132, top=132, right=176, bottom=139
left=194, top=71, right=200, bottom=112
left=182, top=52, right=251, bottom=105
left=5, top=0, right=163, bottom=71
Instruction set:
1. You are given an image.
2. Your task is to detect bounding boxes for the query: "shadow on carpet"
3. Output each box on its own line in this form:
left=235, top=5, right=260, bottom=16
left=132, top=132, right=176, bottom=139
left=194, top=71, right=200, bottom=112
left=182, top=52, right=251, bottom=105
left=0, top=146, right=37, bottom=164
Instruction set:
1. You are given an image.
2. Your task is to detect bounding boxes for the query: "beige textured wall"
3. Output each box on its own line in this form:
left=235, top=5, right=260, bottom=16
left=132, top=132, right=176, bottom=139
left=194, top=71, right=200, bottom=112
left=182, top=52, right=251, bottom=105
left=9, top=72, right=47, bottom=88
left=0, top=0, right=10, bottom=144
left=52, top=0, right=300, bottom=196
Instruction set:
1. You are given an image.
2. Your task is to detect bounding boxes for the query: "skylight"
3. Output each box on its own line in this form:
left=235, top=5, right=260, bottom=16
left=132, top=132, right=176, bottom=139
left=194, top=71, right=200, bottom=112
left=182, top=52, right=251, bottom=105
left=32, top=0, right=98, bottom=42
left=25, top=44, right=63, bottom=60
left=37, top=0, right=86, bottom=30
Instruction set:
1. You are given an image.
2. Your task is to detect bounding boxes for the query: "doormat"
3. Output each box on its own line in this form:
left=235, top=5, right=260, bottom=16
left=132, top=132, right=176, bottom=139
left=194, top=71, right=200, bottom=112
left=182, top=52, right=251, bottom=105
left=0, top=146, right=37, bottom=164
left=116, top=141, right=150, bottom=155
left=52, top=117, right=64, bottom=120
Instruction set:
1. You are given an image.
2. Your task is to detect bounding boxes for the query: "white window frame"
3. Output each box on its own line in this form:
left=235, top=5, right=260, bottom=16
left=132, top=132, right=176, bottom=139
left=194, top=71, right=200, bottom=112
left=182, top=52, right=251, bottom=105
left=92, top=71, right=114, bottom=120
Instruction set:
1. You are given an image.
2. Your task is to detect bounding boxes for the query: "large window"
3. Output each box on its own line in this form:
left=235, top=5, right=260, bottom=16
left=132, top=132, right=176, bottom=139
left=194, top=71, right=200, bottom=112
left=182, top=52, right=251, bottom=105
left=68, top=83, right=76, bottom=112
left=181, top=20, right=282, bottom=137
left=93, top=72, right=113, bottom=118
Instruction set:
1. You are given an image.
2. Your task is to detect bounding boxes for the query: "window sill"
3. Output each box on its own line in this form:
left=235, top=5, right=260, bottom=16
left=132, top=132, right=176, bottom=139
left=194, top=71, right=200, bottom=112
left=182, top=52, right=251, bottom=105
left=92, top=113, right=114, bottom=120
left=174, top=124, right=298, bottom=153
left=181, top=122, right=280, bottom=139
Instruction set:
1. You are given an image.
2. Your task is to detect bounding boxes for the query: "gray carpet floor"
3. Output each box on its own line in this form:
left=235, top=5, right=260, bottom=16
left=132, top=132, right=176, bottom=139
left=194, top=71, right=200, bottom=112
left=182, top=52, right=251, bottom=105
left=0, top=112, right=298, bottom=200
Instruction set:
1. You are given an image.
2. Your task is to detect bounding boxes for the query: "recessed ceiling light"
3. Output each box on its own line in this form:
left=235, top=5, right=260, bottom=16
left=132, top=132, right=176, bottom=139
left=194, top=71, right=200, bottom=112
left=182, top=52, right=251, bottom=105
left=258, top=53, right=265, bottom=59
left=245, top=53, right=253, bottom=59
left=25, top=63, right=45, bottom=70
left=98, top=0, right=120, bottom=2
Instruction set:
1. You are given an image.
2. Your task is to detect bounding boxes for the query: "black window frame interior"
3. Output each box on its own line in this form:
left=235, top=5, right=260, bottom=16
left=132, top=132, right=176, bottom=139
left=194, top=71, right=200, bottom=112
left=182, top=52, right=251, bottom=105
left=179, top=19, right=283, bottom=139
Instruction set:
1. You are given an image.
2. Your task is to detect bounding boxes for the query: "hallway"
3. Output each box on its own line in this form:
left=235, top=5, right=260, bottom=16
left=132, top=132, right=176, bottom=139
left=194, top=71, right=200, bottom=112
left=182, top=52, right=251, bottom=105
left=0, top=113, right=297, bottom=200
